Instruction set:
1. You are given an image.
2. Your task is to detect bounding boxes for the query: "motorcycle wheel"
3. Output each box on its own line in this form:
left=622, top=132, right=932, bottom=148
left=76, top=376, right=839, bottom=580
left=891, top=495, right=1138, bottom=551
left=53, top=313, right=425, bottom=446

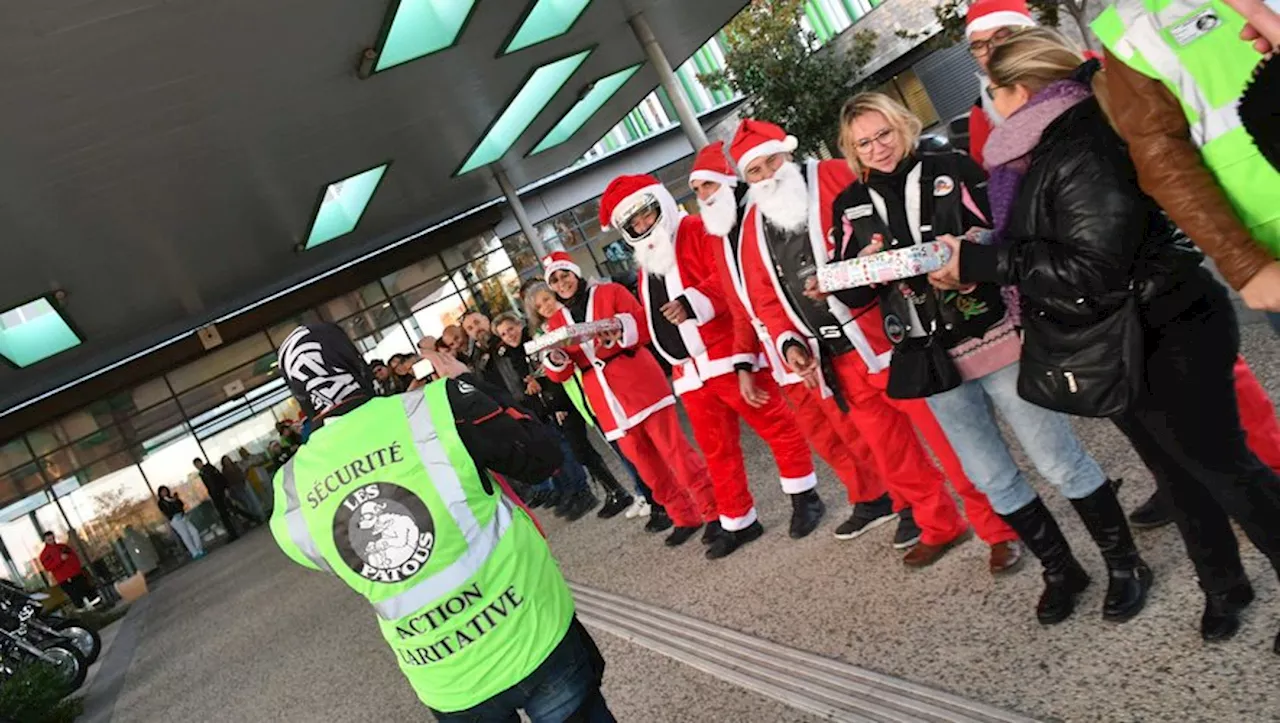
left=48, top=619, right=100, bottom=665
left=35, top=641, right=87, bottom=693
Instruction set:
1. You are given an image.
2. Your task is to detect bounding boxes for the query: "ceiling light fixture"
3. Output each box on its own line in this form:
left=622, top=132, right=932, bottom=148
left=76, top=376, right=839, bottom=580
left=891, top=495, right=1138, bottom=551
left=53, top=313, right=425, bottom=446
left=371, top=0, right=478, bottom=73
left=530, top=63, right=642, bottom=155
left=299, top=163, right=390, bottom=250
left=0, top=294, right=82, bottom=368
left=502, top=0, right=592, bottom=55
left=455, top=48, right=592, bottom=175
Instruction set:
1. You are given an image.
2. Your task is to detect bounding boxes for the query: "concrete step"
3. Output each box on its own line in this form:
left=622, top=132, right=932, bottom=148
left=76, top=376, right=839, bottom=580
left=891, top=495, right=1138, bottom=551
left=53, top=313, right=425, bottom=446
left=571, top=582, right=1041, bottom=723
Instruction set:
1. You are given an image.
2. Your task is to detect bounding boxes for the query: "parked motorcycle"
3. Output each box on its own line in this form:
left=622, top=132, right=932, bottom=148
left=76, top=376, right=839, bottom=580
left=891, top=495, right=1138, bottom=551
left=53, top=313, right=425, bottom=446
left=0, top=581, right=100, bottom=664
left=0, top=592, right=87, bottom=692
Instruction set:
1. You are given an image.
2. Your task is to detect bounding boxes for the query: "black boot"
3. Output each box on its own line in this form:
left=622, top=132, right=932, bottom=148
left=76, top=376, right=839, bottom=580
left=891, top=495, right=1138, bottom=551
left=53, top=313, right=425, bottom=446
left=1070, top=484, right=1154, bottom=622
left=552, top=490, right=572, bottom=518
left=706, top=521, right=765, bottom=559
left=1201, top=580, right=1254, bottom=641
left=789, top=489, right=825, bottom=539
left=1127, top=492, right=1174, bottom=530
left=999, top=497, right=1091, bottom=625
left=665, top=524, right=702, bottom=547
left=565, top=491, right=599, bottom=522
left=597, top=490, right=634, bottom=519
left=645, top=505, right=672, bottom=533
left=701, top=520, right=723, bottom=545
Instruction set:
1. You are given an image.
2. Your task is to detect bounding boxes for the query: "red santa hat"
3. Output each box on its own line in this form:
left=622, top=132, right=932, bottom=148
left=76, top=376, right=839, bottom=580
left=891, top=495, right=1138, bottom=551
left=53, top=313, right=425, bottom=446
left=599, top=173, right=663, bottom=230
left=542, top=250, right=580, bottom=283
left=965, top=0, right=1036, bottom=38
left=729, top=119, right=798, bottom=174
left=688, top=141, right=738, bottom=189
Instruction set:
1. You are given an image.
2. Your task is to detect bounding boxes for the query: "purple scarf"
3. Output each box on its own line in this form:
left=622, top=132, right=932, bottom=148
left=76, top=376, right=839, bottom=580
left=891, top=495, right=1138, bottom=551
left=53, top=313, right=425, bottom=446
left=984, top=80, right=1094, bottom=242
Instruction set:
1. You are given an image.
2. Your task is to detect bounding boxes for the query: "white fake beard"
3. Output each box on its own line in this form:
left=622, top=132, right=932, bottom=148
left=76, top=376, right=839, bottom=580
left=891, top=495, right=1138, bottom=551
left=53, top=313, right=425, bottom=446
left=750, top=161, right=809, bottom=233
left=698, top=185, right=739, bottom=237
left=977, top=72, right=1005, bottom=125
left=632, top=223, right=678, bottom=276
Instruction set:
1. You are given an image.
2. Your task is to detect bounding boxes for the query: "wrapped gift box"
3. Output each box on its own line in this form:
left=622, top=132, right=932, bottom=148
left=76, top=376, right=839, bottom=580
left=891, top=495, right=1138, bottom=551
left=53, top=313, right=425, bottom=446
left=817, top=241, right=953, bottom=292
left=523, top=318, right=623, bottom=356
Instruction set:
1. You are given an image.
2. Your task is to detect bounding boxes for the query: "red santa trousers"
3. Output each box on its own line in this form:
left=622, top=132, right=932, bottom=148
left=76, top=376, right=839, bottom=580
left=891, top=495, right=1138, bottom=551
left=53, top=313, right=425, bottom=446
left=811, top=352, right=980, bottom=546
left=781, top=383, right=885, bottom=505
left=615, top=405, right=718, bottom=528
left=1235, top=356, right=1280, bottom=473
left=681, top=372, right=815, bottom=531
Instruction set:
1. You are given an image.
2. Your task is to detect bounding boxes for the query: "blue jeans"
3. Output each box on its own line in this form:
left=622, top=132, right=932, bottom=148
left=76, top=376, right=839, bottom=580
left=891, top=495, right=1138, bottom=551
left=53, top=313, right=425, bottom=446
left=925, top=362, right=1107, bottom=515
left=432, top=620, right=614, bottom=723
left=553, top=430, right=589, bottom=494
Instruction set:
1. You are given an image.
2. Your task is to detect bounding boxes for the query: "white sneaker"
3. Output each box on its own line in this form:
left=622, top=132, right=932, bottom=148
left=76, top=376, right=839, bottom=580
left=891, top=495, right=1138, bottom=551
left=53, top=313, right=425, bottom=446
left=625, top=498, right=650, bottom=519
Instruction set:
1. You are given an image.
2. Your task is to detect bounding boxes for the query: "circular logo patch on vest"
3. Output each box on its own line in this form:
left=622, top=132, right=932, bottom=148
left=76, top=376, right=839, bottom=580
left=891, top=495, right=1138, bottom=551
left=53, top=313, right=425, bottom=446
left=933, top=175, right=955, bottom=197
left=334, top=482, right=436, bottom=583
left=884, top=313, right=907, bottom=345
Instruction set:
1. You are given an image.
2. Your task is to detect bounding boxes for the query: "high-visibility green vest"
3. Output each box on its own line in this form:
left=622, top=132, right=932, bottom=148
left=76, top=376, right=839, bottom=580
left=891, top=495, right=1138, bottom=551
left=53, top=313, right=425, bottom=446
left=269, top=381, right=574, bottom=713
left=1093, top=0, right=1280, bottom=258
left=563, top=372, right=595, bottom=428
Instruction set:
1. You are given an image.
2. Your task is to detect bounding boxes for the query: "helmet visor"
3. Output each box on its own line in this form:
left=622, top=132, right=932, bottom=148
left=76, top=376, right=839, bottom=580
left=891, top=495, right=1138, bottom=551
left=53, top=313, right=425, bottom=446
left=614, top=194, right=663, bottom=245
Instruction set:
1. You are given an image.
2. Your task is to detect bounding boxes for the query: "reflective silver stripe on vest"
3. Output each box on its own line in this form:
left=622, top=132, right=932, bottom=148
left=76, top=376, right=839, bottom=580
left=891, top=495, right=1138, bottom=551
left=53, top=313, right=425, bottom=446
left=1113, top=0, right=1243, bottom=147
left=366, top=392, right=512, bottom=620
left=280, top=460, right=333, bottom=573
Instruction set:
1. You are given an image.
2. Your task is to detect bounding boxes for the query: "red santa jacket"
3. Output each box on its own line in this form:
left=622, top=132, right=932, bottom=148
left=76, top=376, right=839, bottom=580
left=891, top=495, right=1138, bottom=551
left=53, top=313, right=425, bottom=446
left=714, top=216, right=802, bottom=388
left=541, top=281, right=676, bottom=440
left=40, top=542, right=82, bottom=584
left=637, top=215, right=762, bottom=395
left=738, top=158, right=893, bottom=382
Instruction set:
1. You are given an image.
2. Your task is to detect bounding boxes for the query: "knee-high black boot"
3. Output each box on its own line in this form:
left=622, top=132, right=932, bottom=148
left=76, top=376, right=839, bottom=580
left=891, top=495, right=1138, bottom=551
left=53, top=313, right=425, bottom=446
left=584, top=455, right=632, bottom=519
left=1069, top=484, right=1153, bottom=622
left=999, top=497, right=1090, bottom=625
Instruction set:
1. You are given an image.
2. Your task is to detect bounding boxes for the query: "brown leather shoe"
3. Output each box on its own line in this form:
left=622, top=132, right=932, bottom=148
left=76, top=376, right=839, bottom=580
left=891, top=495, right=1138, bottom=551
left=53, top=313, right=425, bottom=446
left=903, top=528, right=973, bottom=568
left=989, top=540, right=1024, bottom=575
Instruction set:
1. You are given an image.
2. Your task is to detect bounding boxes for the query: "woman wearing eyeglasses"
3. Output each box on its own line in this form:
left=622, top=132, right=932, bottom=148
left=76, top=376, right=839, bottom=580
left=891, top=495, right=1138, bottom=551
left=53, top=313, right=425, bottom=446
left=828, top=91, right=1138, bottom=626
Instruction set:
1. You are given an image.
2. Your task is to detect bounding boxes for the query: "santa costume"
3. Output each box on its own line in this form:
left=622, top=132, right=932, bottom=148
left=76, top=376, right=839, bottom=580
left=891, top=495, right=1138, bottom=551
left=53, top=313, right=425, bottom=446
left=540, top=251, right=717, bottom=547
left=691, top=142, right=895, bottom=538
left=964, top=0, right=1280, bottom=524
left=601, top=173, right=823, bottom=558
left=730, top=119, right=1018, bottom=565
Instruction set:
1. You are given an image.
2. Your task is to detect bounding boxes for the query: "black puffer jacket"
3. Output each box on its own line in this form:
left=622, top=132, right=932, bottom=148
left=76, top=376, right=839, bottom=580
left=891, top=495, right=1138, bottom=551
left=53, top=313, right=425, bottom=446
left=960, top=97, right=1205, bottom=339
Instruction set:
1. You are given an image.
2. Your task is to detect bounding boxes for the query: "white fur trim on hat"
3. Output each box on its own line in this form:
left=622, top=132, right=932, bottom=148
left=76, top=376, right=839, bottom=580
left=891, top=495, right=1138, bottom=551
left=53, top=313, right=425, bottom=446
left=689, top=169, right=738, bottom=189
left=965, top=11, right=1036, bottom=37
left=735, top=136, right=799, bottom=174
left=543, top=257, right=580, bottom=283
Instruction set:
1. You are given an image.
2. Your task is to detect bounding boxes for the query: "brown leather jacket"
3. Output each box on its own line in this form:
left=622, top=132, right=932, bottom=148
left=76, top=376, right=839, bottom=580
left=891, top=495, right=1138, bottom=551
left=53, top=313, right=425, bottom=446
left=1094, top=49, right=1274, bottom=291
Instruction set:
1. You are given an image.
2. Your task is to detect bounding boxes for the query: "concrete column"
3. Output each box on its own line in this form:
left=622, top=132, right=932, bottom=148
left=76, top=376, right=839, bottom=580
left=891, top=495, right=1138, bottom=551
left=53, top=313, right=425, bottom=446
left=628, top=12, right=710, bottom=152
left=492, top=166, right=548, bottom=263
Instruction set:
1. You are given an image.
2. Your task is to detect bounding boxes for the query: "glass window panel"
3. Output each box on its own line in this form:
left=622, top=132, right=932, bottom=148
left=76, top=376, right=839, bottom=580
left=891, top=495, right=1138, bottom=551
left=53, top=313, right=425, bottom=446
left=0, top=438, right=32, bottom=475
left=467, top=248, right=513, bottom=282
left=374, top=0, right=477, bottom=71
left=167, top=333, right=274, bottom=394
left=0, top=297, right=82, bottom=368
left=0, top=494, right=58, bottom=588
left=199, top=410, right=283, bottom=468
left=0, top=463, right=45, bottom=510
left=354, top=321, right=417, bottom=364
left=396, top=290, right=472, bottom=342
left=39, top=424, right=130, bottom=481
left=177, top=354, right=281, bottom=421
left=441, top=234, right=503, bottom=270
left=382, top=256, right=447, bottom=297
left=332, top=304, right=401, bottom=343
left=56, top=451, right=167, bottom=569
left=267, top=311, right=322, bottom=348
left=503, top=0, right=591, bottom=54
left=472, top=267, right=524, bottom=318
left=316, top=282, right=389, bottom=323
left=501, top=233, right=541, bottom=277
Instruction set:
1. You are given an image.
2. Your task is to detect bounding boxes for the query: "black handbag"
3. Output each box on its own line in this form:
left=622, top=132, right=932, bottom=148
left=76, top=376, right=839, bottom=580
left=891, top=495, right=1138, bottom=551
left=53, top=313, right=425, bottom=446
left=886, top=322, right=963, bottom=400
left=1016, top=290, right=1143, bottom=418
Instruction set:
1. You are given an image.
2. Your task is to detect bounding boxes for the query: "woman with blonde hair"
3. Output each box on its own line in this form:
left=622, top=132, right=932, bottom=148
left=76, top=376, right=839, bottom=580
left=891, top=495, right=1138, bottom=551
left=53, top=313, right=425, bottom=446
left=928, top=27, right=1280, bottom=652
left=830, top=90, right=1130, bottom=624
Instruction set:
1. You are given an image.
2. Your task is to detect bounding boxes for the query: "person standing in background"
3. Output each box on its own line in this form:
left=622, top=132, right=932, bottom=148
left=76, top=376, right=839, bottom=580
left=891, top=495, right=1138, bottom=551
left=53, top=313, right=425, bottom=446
left=157, top=486, right=205, bottom=559
left=193, top=457, right=254, bottom=541
left=221, top=454, right=266, bottom=523
left=39, top=531, right=96, bottom=607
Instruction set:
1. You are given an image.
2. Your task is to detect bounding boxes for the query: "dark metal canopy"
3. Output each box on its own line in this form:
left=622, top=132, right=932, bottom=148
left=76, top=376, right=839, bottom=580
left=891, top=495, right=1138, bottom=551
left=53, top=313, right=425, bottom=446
left=0, top=0, right=747, bottom=418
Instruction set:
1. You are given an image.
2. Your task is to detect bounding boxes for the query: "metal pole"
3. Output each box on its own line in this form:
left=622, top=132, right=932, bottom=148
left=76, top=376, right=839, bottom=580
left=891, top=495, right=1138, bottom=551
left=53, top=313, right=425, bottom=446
left=492, top=166, right=549, bottom=263
left=628, top=12, right=710, bottom=152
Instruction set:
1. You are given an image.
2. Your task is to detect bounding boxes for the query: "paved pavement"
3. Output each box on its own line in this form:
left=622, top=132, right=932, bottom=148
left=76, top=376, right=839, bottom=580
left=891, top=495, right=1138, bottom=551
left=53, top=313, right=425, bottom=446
left=95, top=318, right=1278, bottom=722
